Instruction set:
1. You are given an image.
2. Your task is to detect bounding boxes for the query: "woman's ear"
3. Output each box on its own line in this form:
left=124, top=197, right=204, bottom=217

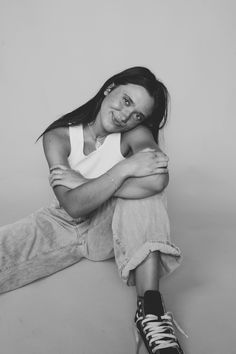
left=104, top=83, right=115, bottom=96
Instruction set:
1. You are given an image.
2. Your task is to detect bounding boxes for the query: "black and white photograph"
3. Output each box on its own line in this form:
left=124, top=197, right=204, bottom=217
left=0, top=1, right=235, bottom=353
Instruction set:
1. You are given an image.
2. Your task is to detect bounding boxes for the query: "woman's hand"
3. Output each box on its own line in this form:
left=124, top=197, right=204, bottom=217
left=49, top=165, right=88, bottom=189
left=120, top=148, right=169, bottom=178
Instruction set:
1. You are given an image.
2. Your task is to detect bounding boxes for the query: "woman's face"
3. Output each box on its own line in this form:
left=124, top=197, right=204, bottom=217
left=97, top=84, right=155, bottom=133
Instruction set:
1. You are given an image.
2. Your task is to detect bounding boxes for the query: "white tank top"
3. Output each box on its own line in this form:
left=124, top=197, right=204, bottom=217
left=68, top=124, right=125, bottom=178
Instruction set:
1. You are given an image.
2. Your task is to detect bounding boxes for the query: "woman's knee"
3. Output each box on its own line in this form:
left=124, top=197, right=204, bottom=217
left=114, top=193, right=168, bottom=224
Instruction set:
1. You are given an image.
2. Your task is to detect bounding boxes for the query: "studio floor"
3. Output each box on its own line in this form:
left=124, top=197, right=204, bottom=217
left=0, top=224, right=234, bottom=354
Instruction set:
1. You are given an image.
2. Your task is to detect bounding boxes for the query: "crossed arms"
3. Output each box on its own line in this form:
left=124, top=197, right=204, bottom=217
left=43, top=126, right=169, bottom=218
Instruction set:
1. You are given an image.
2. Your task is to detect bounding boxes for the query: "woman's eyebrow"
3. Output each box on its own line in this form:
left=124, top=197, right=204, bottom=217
left=125, top=93, right=134, bottom=105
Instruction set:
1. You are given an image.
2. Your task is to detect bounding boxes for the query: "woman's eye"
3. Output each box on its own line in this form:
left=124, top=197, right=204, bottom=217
left=123, top=97, right=130, bottom=106
left=134, top=113, right=142, bottom=121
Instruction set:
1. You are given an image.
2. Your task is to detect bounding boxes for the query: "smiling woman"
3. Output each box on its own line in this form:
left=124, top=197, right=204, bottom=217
left=98, top=84, right=155, bottom=133
left=0, top=67, right=185, bottom=354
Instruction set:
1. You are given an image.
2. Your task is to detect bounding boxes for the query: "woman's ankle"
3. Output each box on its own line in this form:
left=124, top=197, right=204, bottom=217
left=135, top=251, right=160, bottom=296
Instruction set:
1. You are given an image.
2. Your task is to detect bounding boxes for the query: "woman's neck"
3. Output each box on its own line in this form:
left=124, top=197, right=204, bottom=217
left=88, top=114, right=107, bottom=138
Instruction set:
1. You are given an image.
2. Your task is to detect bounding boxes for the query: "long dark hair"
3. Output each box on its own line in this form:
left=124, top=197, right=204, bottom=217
left=38, top=66, right=169, bottom=143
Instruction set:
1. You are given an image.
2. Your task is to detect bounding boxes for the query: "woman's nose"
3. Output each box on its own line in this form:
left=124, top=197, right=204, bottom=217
left=120, top=114, right=130, bottom=123
left=120, top=108, right=131, bottom=123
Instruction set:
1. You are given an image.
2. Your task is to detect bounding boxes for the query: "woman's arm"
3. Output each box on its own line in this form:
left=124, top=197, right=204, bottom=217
left=114, top=174, right=169, bottom=199
left=114, top=126, right=169, bottom=199
left=43, top=128, right=128, bottom=217
left=43, top=127, right=166, bottom=218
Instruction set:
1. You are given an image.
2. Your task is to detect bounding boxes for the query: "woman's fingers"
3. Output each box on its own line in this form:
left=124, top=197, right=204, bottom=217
left=49, top=176, right=67, bottom=187
left=49, top=171, right=65, bottom=185
left=49, top=175, right=61, bottom=182
left=51, top=170, right=63, bottom=176
left=50, top=179, right=66, bottom=188
left=140, top=149, right=168, bottom=159
left=149, top=168, right=168, bottom=175
left=151, top=165, right=169, bottom=174
left=140, top=148, right=156, bottom=153
left=49, top=170, right=65, bottom=180
left=156, top=161, right=168, bottom=168
left=154, top=153, right=169, bottom=162
left=143, top=150, right=169, bottom=163
left=49, top=164, right=69, bottom=172
left=156, top=167, right=168, bottom=174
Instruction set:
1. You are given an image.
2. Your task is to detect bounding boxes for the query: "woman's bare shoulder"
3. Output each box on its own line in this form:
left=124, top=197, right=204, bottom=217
left=126, top=124, right=153, bottom=137
left=121, top=125, right=157, bottom=154
left=42, top=127, right=71, bottom=166
left=43, top=127, right=69, bottom=149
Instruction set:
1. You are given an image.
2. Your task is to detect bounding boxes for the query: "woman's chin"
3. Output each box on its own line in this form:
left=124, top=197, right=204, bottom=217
left=103, top=120, right=121, bottom=133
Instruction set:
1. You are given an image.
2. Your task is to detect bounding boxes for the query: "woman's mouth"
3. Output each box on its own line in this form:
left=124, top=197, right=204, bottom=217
left=112, top=112, right=125, bottom=127
left=112, top=113, right=122, bottom=127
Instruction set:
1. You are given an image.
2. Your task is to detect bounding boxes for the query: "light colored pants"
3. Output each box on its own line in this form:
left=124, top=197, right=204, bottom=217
left=0, top=192, right=182, bottom=294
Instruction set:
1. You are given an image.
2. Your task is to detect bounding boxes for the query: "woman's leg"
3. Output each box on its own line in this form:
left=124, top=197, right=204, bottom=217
left=112, top=192, right=185, bottom=353
left=111, top=191, right=181, bottom=285
left=0, top=205, right=87, bottom=294
left=135, top=251, right=160, bottom=296
left=74, top=194, right=185, bottom=352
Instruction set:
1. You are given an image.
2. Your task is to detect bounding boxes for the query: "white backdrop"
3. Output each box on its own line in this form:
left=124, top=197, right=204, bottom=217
left=0, top=1, right=235, bottom=353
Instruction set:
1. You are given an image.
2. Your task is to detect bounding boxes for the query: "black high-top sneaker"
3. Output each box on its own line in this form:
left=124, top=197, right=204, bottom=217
left=134, top=290, right=187, bottom=354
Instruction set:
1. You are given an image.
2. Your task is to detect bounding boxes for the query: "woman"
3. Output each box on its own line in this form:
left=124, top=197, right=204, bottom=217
left=0, top=67, right=186, bottom=353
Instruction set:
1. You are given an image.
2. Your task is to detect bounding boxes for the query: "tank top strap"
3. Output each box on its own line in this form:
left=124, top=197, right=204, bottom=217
left=68, top=124, right=84, bottom=165
left=67, top=124, right=125, bottom=177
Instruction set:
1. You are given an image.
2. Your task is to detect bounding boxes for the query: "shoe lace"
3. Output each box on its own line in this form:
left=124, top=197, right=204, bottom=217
left=137, top=312, right=188, bottom=352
